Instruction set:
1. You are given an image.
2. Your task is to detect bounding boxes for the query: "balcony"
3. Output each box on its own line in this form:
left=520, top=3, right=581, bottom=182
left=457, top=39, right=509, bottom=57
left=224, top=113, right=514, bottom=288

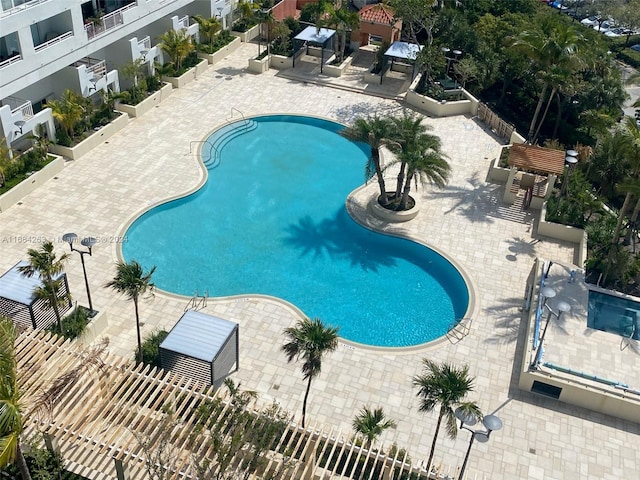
left=0, top=0, right=50, bottom=19
left=4, top=96, right=34, bottom=120
left=33, top=31, right=73, bottom=53
left=84, top=2, right=137, bottom=41
left=0, top=53, right=22, bottom=70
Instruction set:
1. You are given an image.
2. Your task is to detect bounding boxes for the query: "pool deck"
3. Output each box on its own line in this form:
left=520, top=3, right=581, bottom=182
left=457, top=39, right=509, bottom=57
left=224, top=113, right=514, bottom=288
left=1, top=42, right=638, bottom=479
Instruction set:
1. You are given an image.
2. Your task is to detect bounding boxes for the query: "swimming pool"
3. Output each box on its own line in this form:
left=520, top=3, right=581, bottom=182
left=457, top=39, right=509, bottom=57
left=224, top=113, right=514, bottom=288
left=588, top=289, right=640, bottom=340
left=123, top=115, right=470, bottom=347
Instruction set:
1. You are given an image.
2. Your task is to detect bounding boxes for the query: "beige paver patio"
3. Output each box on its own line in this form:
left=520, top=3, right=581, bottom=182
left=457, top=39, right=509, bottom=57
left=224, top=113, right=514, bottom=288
left=1, top=42, right=638, bottom=479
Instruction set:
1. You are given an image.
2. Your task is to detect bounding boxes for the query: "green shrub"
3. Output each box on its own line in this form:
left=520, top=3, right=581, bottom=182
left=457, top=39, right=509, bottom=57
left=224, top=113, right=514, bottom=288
left=0, top=444, right=88, bottom=479
left=48, top=306, right=90, bottom=340
left=232, top=17, right=257, bottom=32
left=139, top=329, right=169, bottom=367
left=617, top=46, right=640, bottom=69
left=197, top=30, right=235, bottom=54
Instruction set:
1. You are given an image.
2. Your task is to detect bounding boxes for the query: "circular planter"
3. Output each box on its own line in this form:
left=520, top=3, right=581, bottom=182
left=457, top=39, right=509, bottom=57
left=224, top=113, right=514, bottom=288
left=368, top=193, right=420, bottom=222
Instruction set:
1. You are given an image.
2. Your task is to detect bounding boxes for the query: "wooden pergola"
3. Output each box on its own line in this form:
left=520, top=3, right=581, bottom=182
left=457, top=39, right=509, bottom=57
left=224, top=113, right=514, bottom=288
left=15, top=330, right=453, bottom=480
left=507, top=144, right=566, bottom=176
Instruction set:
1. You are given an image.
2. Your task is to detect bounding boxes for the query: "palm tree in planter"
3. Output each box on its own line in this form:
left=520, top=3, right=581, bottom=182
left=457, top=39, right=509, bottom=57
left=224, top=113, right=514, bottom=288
left=18, top=241, right=70, bottom=333
left=105, top=260, right=156, bottom=364
left=282, top=317, right=338, bottom=428
left=158, top=29, right=195, bottom=74
left=191, top=15, right=222, bottom=49
left=352, top=405, right=396, bottom=449
left=413, top=360, right=481, bottom=474
left=340, top=116, right=396, bottom=207
left=392, top=140, right=451, bottom=211
left=48, top=89, right=87, bottom=142
left=319, top=4, right=360, bottom=64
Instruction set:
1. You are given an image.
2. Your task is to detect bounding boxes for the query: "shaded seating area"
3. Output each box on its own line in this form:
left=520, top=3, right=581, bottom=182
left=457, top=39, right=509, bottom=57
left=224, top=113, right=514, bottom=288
left=503, top=144, right=565, bottom=209
left=0, top=260, right=71, bottom=329
left=292, top=26, right=336, bottom=73
left=376, top=41, right=423, bottom=84
left=159, top=309, right=239, bottom=388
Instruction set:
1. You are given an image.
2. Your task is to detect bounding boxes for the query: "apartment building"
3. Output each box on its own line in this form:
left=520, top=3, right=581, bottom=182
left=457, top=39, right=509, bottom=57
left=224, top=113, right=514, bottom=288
left=0, top=0, right=236, bottom=149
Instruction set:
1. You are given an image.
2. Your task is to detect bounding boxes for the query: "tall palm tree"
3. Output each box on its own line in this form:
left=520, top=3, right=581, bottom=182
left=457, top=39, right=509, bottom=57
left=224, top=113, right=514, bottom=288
left=48, top=89, right=86, bottom=138
left=105, top=260, right=156, bottom=363
left=390, top=112, right=432, bottom=200
left=413, top=360, right=481, bottom=473
left=340, top=116, right=395, bottom=206
left=191, top=15, right=221, bottom=47
left=396, top=145, right=451, bottom=211
left=281, top=317, right=338, bottom=428
left=18, top=241, right=70, bottom=333
left=352, top=405, right=396, bottom=449
left=318, top=4, right=360, bottom=63
left=0, top=318, right=31, bottom=480
left=158, top=29, right=194, bottom=72
left=512, top=21, right=587, bottom=143
left=613, top=117, right=640, bottom=244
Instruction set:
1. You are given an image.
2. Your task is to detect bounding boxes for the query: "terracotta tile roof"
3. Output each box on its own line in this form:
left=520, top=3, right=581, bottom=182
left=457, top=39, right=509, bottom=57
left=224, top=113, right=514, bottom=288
left=508, top=144, right=566, bottom=176
left=359, top=4, right=395, bottom=24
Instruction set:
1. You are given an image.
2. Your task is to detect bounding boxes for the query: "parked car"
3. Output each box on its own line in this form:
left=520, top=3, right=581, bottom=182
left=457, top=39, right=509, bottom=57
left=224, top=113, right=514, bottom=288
left=581, top=16, right=600, bottom=26
left=594, top=21, right=615, bottom=33
left=630, top=44, right=640, bottom=52
left=605, top=27, right=632, bottom=37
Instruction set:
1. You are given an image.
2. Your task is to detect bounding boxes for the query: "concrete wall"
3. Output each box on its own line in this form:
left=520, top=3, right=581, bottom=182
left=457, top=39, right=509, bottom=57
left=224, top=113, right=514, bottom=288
left=115, top=82, right=172, bottom=118
left=248, top=56, right=270, bottom=74
left=270, top=54, right=294, bottom=69
left=197, top=36, right=241, bottom=65
left=0, top=154, right=65, bottom=213
left=406, top=88, right=479, bottom=118
left=231, top=24, right=261, bottom=43
left=271, top=0, right=297, bottom=21
left=538, top=202, right=587, bottom=267
left=161, top=59, right=208, bottom=88
left=49, top=112, right=129, bottom=160
left=323, top=55, right=353, bottom=77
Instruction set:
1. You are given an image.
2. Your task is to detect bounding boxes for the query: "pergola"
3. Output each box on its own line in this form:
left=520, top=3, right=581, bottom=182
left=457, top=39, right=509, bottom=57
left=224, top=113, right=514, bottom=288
left=0, top=260, right=71, bottom=329
left=378, top=41, right=423, bottom=84
left=292, top=26, right=336, bottom=73
left=15, top=329, right=440, bottom=479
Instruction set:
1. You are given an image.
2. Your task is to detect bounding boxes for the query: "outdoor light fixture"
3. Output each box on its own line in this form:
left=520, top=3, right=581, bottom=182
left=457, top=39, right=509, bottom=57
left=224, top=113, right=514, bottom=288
left=88, top=77, right=99, bottom=92
left=62, top=233, right=97, bottom=315
left=14, top=120, right=25, bottom=135
left=139, top=48, right=149, bottom=61
left=455, top=407, right=503, bottom=480
left=531, top=289, right=570, bottom=369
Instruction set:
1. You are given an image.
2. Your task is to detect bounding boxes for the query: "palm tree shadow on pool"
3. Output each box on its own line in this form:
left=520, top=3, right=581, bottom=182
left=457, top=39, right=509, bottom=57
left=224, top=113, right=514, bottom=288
left=282, top=209, right=397, bottom=273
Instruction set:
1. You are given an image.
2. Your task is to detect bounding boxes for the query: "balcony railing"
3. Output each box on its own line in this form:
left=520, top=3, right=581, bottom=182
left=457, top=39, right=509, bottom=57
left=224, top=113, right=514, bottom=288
left=177, top=15, right=189, bottom=30
left=0, top=54, right=22, bottom=69
left=137, top=36, right=151, bottom=51
left=34, top=31, right=73, bottom=53
left=84, top=2, right=137, bottom=41
left=0, top=0, right=50, bottom=19
left=74, top=57, right=107, bottom=79
left=5, top=96, right=34, bottom=120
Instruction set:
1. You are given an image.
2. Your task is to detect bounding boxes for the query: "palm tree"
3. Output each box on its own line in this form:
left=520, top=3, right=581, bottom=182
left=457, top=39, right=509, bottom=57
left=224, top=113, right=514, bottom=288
left=0, top=318, right=31, bottom=480
left=512, top=21, right=587, bottom=143
left=48, top=89, right=86, bottom=139
left=413, top=360, right=481, bottom=473
left=352, top=406, right=396, bottom=449
left=158, top=29, right=194, bottom=73
left=0, top=317, right=107, bottom=479
left=318, top=4, right=360, bottom=63
left=395, top=144, right=451, bottom=211
left=281, top=317, right=338, bottom=428
left=18, top=241, right=70, bottom=333
left=191, top=15, right=221, bottom=47
left=105, top=260, right=156, bottom=364
left=390, top=112, right=431, bottom=200
left=612, top=117, right=640, bottom=244
left=340, top=116, right=395, bottom=206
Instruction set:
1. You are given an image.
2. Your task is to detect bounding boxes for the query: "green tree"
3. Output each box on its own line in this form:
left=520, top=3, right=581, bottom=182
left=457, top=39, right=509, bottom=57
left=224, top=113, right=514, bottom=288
left=512, top=20, right=587, bottom=143
left=281, top=317, right=339, bottom=428
left=352, top=406, right=396, bottom=449
left=387, top=0, right=438, bottom=46
left=47, top=89, right=86, bottom=139
left=191, top=15, right=221, bottom=47
left=18, top=241, right=70, bottom=333
left=318, top=4, right=360, bottom=63
left=413, top=360, right=481, bottom=473
left=158, top=29, right=194, bottom=73
left=613, top=117, right=640, bottom=245
left=105, top=260, right=156, bottom=364
left=340, top=116, right=395, bottom=206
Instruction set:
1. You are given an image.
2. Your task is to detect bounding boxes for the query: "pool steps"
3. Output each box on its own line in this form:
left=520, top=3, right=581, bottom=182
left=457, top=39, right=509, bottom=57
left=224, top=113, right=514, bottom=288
left=203, top=119, right=258, bottom=169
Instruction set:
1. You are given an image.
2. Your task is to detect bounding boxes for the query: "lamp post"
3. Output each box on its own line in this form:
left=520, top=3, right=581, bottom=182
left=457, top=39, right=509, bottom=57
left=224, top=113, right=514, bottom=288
left=561, top=153, right=578, bottom=196
left=531, top=290, right=570, bottom=369
left=455, top=408, right=503, bottom=480
left=62, top=233, right=97, bottom=315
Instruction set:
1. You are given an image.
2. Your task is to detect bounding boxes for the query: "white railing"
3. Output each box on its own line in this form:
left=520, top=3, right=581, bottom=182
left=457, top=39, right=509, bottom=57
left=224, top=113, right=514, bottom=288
left=87, top=59, right=106, bottom=79
left=0, top=0, right=50, bottom=19
left=34, top=31, right=73, bottom=52
left=177, top=15, right=189, bottom=30
left=84, top=2, right=137, bottom=40
left=137, top=35, right=151, bottom=51
left=0, top=54, right=22, bottom=69
left=5, top=96, right=33, bottom=120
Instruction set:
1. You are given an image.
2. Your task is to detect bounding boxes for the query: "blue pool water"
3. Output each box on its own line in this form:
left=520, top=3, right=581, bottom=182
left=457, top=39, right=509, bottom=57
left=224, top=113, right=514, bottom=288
left=588, top=290, right=640, bottom=340
left=123, top=115, right=469, bottom=347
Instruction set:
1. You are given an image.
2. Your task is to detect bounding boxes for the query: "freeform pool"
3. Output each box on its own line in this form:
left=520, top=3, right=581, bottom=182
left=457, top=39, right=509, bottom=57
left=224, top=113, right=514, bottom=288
left=123, top=115, right=469, bottom=347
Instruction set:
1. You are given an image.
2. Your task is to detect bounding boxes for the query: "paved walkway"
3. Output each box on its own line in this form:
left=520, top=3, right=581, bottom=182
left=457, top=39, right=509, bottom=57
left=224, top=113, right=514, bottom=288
left=1, top=42, right=638, bottom=479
